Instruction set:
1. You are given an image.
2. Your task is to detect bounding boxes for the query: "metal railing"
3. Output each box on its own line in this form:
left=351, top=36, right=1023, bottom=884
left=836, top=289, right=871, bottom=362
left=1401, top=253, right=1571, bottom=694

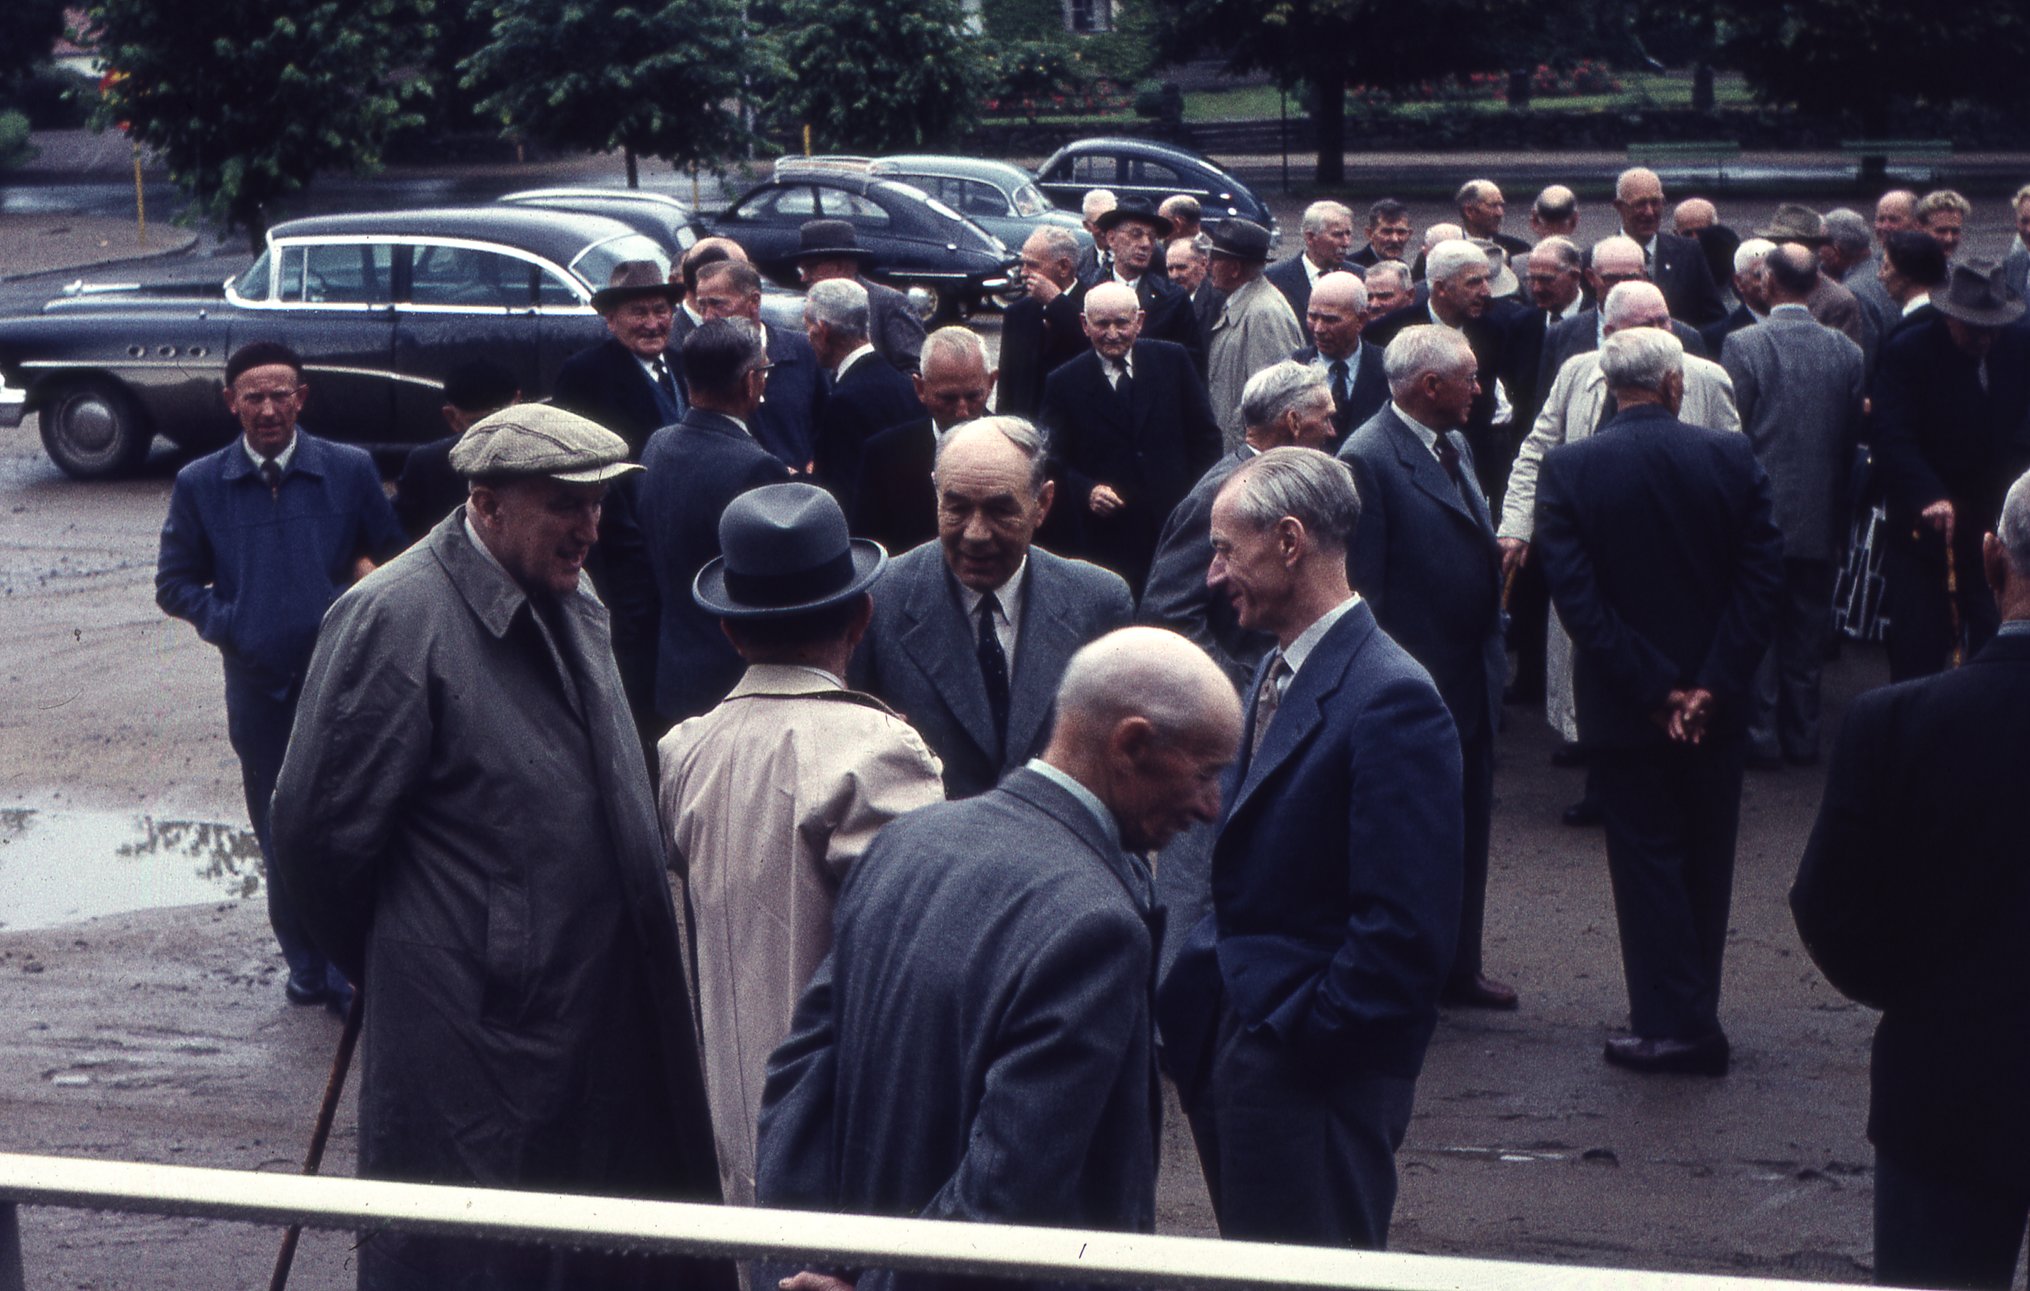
left=0, top=1150, right=1870, bottom=1291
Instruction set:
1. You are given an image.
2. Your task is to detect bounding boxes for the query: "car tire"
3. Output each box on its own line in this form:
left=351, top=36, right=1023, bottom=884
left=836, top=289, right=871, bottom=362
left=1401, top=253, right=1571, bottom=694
left=38, top=378, right=154, bottom=480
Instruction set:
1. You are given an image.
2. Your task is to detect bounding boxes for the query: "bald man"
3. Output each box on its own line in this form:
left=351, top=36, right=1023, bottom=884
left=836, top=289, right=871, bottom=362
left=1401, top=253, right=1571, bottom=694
left=1674, top=196, right=1741, bottom=300
left=1613, top=167, right=1726, bottom=326
left=760, top=627, right=1240, bottom=1283
left=1537, top=236, right=1708, bottom=393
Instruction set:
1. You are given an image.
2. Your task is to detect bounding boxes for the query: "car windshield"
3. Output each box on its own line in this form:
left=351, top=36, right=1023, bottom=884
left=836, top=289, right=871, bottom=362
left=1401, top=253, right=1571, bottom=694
left=567, top=233, right=671, bottom=293
left=1011, top=182, right=1051, bottom=217
left=230, top=250, right=273, bottom=301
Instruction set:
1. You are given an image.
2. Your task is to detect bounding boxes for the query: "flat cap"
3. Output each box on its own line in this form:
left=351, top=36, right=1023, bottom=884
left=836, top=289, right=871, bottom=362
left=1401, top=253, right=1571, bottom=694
left=449, top=403, right=643, bottom=483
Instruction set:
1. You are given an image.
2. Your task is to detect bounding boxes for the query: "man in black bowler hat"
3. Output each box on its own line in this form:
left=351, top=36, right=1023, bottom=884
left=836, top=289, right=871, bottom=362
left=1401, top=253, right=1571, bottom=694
left=795, top=218, right=926, bottom=373
left=1082, top=194, right=1206, bottom=370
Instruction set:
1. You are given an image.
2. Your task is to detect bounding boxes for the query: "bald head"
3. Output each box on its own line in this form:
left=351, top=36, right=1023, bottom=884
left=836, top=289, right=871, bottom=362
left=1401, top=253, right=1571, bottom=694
left=1602, top=281, right=1670, bottom=332
left=1589, top=235, right=1648, bottom=299
left=1673, top=198, right=1717, bottom=235
left=1614, top=167, right=1667, bottom=240
left=1875, top=190, right=1918, bottom=245
left=1531, top=184, right=1579, bottom=238
left=1043, top=627, right=1243, bottom=853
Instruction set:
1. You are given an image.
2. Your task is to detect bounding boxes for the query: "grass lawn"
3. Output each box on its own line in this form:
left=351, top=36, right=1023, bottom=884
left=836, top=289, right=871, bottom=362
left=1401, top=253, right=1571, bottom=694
left=1178, top=70, right=1756, bottom=122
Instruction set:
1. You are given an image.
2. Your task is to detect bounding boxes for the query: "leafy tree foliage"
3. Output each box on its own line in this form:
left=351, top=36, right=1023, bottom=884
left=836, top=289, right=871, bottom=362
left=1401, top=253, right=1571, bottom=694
left=461, top=0, right=754, bottom=186
left=0, top=0, right=69, bottom=90
left=86, top=0, right=424, bottom=247
left=764, top=0, right=979, bottom=153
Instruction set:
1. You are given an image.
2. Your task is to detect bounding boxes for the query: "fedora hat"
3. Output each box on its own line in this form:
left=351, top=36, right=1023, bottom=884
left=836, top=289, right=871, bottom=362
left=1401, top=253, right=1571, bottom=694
left=1094, top=195, right=1174, bottom=240
left=1755, top=203, right=1827, bottom=244
left=1469, top=237, right=1520, bottom=297
left=694, top=482, right=887, bottom=619
left=1208, top=218, right=1273, bottom=264
left=590, top=260, right=681, bottom=313
left=794, top=218, right=878, bottom=263
left=1934, top=260, right=2026, bottom=328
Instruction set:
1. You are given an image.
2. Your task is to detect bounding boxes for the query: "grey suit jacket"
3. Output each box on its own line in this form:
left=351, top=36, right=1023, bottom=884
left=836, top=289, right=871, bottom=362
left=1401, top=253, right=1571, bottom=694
left=1140, top=448, right=1273, bottom=691
left=850, top=542, right=1134, bottom=799
left=1720, top=305, right=1867, bottom=562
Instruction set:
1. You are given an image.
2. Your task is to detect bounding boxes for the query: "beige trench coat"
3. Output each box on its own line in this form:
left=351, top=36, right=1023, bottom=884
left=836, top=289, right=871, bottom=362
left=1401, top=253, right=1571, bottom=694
left=1208, top=274, right=1306, bottom=447
left=1500, top=350, right=1741, bottom=741
left=658, top=664, right=943, bottom=1206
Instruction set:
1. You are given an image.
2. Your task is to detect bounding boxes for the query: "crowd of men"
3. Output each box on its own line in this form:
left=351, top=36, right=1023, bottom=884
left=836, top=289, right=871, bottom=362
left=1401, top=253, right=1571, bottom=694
left=149, top=170, right=2030, bottom=1291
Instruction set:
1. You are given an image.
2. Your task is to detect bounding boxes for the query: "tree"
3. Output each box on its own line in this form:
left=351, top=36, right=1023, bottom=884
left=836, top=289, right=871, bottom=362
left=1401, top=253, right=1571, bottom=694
left=0, top=0, right=68, bottom=90
left=86, top=0, right=423, bottom=249
left=461, top=0, right=754, bottom=188
left=764, top=0, right=979, bottom=153
left=1145, top=0, right=1506, bottom=184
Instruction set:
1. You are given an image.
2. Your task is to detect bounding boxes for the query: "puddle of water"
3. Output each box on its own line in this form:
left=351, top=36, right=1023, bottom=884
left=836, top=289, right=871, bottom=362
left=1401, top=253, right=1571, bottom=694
left=0, top=806, right=260, bottom=932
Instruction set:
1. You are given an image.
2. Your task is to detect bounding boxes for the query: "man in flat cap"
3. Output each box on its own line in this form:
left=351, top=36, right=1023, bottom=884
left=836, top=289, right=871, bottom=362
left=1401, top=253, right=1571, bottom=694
left=660, top=482, right=943, bottom=1208
left=1206, top=219, right=1305, bottom=446
left=273, top=405, right=732, bottom=1291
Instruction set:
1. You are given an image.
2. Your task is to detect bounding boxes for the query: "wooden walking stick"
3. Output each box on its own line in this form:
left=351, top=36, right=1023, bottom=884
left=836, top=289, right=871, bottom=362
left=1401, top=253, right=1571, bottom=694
left=269, top=990, right=364, bottom=1291
left=1945, top=537, right=1965, bottom=669
left=1501, top=561, right=1520, bottom=615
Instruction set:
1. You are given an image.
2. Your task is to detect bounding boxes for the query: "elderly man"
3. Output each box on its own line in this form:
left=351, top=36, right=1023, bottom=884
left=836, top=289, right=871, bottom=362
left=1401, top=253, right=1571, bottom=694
left=851, top=417, right=1134, bottom=799
left=1502, top=282, right=1740, bottom=821
left=552, top=260, right=686, bottom=454
left=1074, top=187, right=1118, bottom=283
left=1916, top=190, right=1971, bottom=261
left=1168, top=233, right=1223, bottom=342
left=1161, top=446, right=1463, bottom=1249
left=1351, top=197, right=1415, bottom=270
left=1340, top=326, right=1513, bottom=1010
left=1753, top=204, right=1868, bottom=349
left=759, top=628, right=1241, bottom=1291
left=1673, top=196, right=1741, bottom=297
left=2004, top=184, right=2030, bottom=299
left=998, top=225, right=1088, bottom=418
left=1701, top=237, right=1777, bottom=356
left=1161, top=193, right=1205, bottom=242
left=1505, top=236, right=1587, bottom=432
left=693, top=259, right=823, bottom=468
left=1143, top=362, right=1335, bottom=689
left=1366, top=239, right=1511, bottom=499
left=1535, top=329, right=1782, bottom=1075
left=795, top=218, right=926, bottom=372
left=272, top=405, right=731, bottom=1290
left=1793, top=468, right=2030, bottom=1291
left=1529, top=185, right=1581, bottom=240
left=1872, top=263, right=2030, bottom=680
left=1267, top=199, right=1355, bottom=333
left=1539, top=236, right=1707, bottom=390
left=1611, top=167, right=1726, bottom=326
left=661, top=482, right=943, bottom=1209
left=1296, top=271, right=1387, bottom=437
left=1457, top=179, right=1530, bottom=259
left=1041, top=281, right=1222, bottom=590
left=851, top=326, right=998, bottom=555
left=1085, top=194, right=1202, bottom=366
left=640, top=319, right=794, bottom=723
left=807, top=277, right=925, bottom=494
left=156, top=340, right=404, bottom=1010
left=1721, top=244, right=1867, bottom=767
left=1363, top=260, right=1414, bottom=320
left=672, top=237, right=749, bottom=351
left=1876, top=189, right=1919, bottom=243
left=1207, top=219, right=1306, bottom=444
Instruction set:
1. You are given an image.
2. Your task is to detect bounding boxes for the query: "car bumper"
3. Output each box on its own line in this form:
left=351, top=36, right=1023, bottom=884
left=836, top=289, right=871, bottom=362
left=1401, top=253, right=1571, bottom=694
left=0, top=379, right=25, bottom=429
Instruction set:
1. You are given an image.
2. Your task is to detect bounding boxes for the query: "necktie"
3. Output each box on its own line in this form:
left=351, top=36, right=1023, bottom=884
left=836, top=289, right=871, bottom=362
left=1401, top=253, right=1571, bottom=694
left=652, top=356, right=679, bottom=407
left=1329, top=360, right=1351, bottom=410
left=259, top=456, right=282, bottom=497
left=1114, top=362, right=1133, bottom=402
left=1435, top=433, right=1465, bottom=491
left=1249, top=655, right=1289, bottom=758
left=976, top=593, right=1011, bottom=753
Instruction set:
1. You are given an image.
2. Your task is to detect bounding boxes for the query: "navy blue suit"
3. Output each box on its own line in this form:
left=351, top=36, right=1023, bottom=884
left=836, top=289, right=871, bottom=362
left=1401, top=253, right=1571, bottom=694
left=1161, top=600, right=1462, bottom=1248
left=1535, top=403, right=1783, bottom=1041
left=1339, top=407, right=1505, bottom=991
left=638, top=409, right=793, bottom=722
left=551, top=336, right=684, bottom=458
left=750, top=323, right=824, bottom=470
left=156, top=431, right=405, bottom=994
left=812, top=352, right=924, bottom=500
left=1293, top=341, right=1387, bottom=442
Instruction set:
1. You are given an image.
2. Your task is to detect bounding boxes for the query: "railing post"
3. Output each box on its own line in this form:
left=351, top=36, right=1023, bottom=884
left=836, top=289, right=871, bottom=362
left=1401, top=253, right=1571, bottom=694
left=0, top=1199, right=24, bottom=1291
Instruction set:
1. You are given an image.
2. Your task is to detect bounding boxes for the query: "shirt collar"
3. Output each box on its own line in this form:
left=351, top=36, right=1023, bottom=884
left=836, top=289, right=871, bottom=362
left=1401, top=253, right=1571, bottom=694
left=955, top=553, right=1028, bottom=624
left=683, top=301, right=705, bottom=326
left=1313, top=340, right=1361, bottom=369
left=1024, top=758, right=1123, bottom=852
left=1997, top=619, right=2030, bottom=638
left=1280, top=594, right=1360, bottom=679
left=1769, top=302, right=1813, bottom=320
left=836, top=343, right=878, bottom=381
left=1388, top=401, right=1445, bottom=454
left=241, top=431, right=299, bottom=472
left=1904, top=293, right=1931, bottom=316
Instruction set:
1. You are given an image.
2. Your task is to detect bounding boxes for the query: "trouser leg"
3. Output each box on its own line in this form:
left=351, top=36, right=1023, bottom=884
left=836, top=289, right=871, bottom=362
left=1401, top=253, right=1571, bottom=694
left=1593, top=749, right=1713, bottom=1039
left=225, top=673, right=335, bottom=992
left=1778, top=559, right=1836, bottom=759
left=1873, top=1149, right=2030, bottom=1290
left=1447, top=728, right=1494, bottom=987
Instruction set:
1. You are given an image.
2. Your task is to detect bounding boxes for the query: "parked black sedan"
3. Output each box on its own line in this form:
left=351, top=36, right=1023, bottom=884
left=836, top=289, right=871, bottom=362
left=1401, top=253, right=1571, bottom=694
left=1035, top=136, right=1278, bottom=242
left=703, top=168, right=1020, bottom=320
left=0, top=206, right=665, bottom=479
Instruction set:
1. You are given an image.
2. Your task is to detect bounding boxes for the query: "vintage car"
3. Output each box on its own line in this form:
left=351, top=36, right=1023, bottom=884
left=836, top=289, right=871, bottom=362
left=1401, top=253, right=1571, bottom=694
left=703, top=166, right=1021, bottom=321
left=1034, top=136, right=1279, bottom=244
left=0, top=206, right=669, bottom=479
left=797, top=156, right=1091, bottom=258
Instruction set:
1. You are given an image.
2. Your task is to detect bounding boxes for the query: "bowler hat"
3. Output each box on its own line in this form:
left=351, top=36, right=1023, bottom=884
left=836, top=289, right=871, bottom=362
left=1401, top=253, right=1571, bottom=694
left=1755, top=203, right=1827, bottom=245
left=694, top=482, right=887, bottom=619
left=590, top=260, right=681, bottom=312
left=1934, top=260, right=2026, bottom=328
left=1094, top=196, right=1174, bottom=240
left=450, top=404, right=643, bottom=484
left=1469, top=237, right=1520, bottom=297
left=794, top=219, right=878, bottom=263
left=1208, top=219, right=1273, bottom=264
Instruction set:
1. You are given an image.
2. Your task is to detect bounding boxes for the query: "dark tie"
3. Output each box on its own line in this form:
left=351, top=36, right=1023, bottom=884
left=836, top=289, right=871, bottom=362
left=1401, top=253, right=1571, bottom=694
left=652, top=356, right=681, bottom=408
left=1249, top=655, right=1289, bottom=759
left=976, top=593, right=1010, bottom=753
left=259, top=456, right=282, bottom=497
left=1115, top=363, right=1134, bottom=403
left=1435, top=434, right=1465, bottom=490
left=1329, top=360, right=1351, bottom=410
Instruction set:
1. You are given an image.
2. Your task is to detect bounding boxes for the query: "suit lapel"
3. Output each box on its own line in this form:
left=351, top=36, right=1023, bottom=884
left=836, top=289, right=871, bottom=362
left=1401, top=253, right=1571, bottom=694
left=896, top=557, right=1002, bottom=765
left=1006, top=556, right=1073, bottom=764
left=1224, top=607, right=1375, bottom=825
left=1386, top=411, right=1475, bottom=525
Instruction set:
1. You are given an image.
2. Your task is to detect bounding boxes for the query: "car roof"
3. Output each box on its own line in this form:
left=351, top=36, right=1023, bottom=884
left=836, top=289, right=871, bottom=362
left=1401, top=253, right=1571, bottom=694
left=872, top=155, right=1036, bottom=188
left=500, top=187, right=693, bottom=212
left=1044, top=136, right=1225, bottom=171
left=268, top=207, right=642, bottom=265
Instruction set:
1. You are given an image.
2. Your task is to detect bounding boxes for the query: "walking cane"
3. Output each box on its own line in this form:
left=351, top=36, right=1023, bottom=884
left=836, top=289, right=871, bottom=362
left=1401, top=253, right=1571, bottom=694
left=269, top=990, right=364, bottom=1291
left=1944, top=537, right=1965, bottom=669
left=1501, top=562, right=1520, bottom=616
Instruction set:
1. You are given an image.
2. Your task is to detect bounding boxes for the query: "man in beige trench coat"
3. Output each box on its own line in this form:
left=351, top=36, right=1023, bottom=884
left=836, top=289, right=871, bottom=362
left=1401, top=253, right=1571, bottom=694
left=659, top=482, right=944, bottom=1207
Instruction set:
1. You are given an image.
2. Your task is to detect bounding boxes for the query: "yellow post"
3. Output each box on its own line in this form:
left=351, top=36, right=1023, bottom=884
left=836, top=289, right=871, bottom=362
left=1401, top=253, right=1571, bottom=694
left=131, top=139, right=147, bottom=247
left=803, top=123, right=812, bottom=156
left=691, top=163, right=700, bottom=209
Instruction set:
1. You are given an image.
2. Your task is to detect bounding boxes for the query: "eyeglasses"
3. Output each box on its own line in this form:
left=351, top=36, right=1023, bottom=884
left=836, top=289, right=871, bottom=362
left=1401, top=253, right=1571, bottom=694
left=234, top=388, right=301, bottom=406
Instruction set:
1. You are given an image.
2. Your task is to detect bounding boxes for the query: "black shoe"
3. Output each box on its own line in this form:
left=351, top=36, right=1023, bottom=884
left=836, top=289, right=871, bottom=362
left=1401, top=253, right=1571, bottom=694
left=326, top=981, right=357, bottom=1017
left=1561, top=797, right=1603, bottom=827
left=1603, top=1032, right=1729, bottom=1076
left=1441, top=974, right=1520, bottom=1010
left=285, top=976, right=326, bottom=1006
left=1549, top=741, right=1590, bottom=768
